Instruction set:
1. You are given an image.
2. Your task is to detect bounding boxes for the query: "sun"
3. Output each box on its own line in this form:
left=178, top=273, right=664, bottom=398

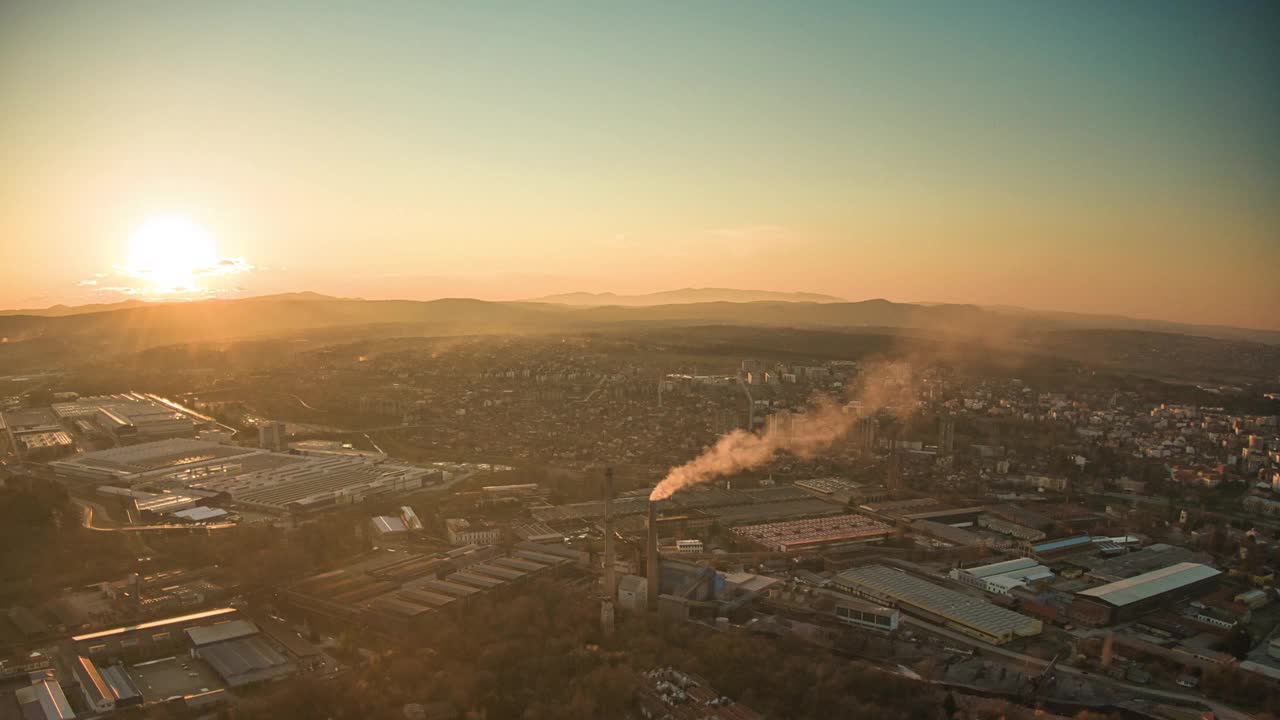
left=125, top=215, right=219, bottom=294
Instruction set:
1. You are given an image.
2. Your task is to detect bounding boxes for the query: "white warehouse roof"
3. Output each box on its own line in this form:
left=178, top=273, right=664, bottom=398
left=1078, top=562, right=1220, bottom=607
left=961, top=557, right=1040, bottom=579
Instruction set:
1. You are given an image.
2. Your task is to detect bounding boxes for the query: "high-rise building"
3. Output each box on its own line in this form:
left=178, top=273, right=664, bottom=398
left=258, top=421, right=286, bottom=452
left=855, top=417, right=878, bottom=450
left=938, top=414, right=955, bottom=454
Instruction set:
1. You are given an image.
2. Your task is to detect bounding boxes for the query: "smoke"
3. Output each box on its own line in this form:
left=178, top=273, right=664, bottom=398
left=650, top=360, right=917, bottom=501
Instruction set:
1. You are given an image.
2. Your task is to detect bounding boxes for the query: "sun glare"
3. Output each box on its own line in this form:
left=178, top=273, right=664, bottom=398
left=125, top=215, right=219, bottom=294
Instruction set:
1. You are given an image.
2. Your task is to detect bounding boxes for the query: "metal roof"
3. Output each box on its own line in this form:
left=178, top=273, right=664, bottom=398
left=1032, top=535, right=1092, bottom=553
left=72, top=607, right=237, bottom=642
left=173, top=506, right=228, bottom=522
left=14, top=678, right=74, bottom=720
left=200, top=636, right=290, bottom=679
left=186, top=619, right=259, bottom=646
left=961, top=557, right=1040, bottom=578
left=372, top=515, right=407, bottom=534
left=100, top=664, right=141, bottom=702
left=1077, top=562, right=1220, bottom=607
left=837, top=565, right=1039, bottom=638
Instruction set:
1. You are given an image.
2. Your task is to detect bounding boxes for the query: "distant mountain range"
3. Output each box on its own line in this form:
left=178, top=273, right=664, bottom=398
left=527, top=288, right=846, bottom=306
left=0, top=298, right=149, bottom=317
left=0, top=291, right=1277, bottom=357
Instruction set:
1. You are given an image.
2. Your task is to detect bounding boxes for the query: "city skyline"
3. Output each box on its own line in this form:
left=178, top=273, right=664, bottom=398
left=2, top=1, right=1278, bottom=328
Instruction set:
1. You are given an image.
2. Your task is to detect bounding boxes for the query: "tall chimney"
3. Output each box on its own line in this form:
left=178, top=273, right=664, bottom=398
left=603, top=467, right=616, bottom=599
left=646, top=500, right=659, bottom=610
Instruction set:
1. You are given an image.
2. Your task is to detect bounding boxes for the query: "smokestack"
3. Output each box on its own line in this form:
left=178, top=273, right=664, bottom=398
left=646, top=500, right=659, bottom=610
left=603, top=467, right=616, bottom=599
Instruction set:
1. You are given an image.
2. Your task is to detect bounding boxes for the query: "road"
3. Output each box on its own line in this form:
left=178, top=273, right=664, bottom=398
left=362, top=432, right=386, bottom=455
left=900, top=617, right=1250, bottom=720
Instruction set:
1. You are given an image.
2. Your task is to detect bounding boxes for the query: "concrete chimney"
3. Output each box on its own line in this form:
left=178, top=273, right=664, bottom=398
left=646, top=500, right=660, bottom=610
left=603, top=468, right=616, bottom=599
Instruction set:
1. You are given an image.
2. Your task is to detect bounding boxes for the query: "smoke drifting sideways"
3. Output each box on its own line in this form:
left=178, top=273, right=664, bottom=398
left=650, top=361, right=918, bottom=501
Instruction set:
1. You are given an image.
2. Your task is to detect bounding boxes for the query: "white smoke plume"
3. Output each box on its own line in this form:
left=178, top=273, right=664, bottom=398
left=650, top=361, right=917, bottom=501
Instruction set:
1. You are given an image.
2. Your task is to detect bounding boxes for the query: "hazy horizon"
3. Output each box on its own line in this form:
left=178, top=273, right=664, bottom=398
left=3, top=2, right=1278, bottom=328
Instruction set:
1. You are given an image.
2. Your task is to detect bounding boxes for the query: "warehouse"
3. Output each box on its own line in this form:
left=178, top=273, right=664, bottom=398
left=834, top=565, right=1042, bottom=644
left=194, top=634, right=295, bottom=687
left=731, top=514, right=893, bottom=552
left=51, top=439, right=266, bottom=483
left=949, top=558, right=1054, bottom=596
left=710, top=498, right=846, bottom=527
left=830, top=594, right=900, bottom=632
left=1031, top=535, right=1094, bottom=560
left=282, top=547, right=543, bottom=633
left=1070, top=562, right=1221, bottom=626
left=911, top=519, right=984, bottom=547
left=192, top=454, right=437, bottom=513
left=72, top=607, right=238, bottom=661
left=186, top=618, right=295, bottom=689
left=14, top=678, right=76, bottom=720
left=99, top=485, right=201, bottom=514
left=51, top=392, right=216, bottom=440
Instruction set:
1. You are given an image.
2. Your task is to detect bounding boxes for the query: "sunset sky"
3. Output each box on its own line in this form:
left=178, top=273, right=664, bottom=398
left=2, top=2, right=1277, bottom=328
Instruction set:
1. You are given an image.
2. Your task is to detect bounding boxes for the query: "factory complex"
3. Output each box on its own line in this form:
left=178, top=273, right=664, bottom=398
left=49, top=438, right=442, bottom=514
left=949, top=558, right=1055, bottom=596
left=283, top=543, right=577, bottom=633
left=834, top=565, right=1043, bottom=644
left=62, top=608, right=314, bottom=712
left=1069, top=562, right=1223, bottom=626
left=730, top=514, right=893, bottom=553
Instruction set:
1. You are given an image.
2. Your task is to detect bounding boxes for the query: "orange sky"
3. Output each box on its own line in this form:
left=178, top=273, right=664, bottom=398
left=2, top=3, right=1278, bottom=329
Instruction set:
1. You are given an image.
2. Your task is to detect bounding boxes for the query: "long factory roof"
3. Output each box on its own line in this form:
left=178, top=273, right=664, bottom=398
left=959, top=557, right=1041, bottom=579
left=837, top=565, right=1039, bottom=637
left=72, top=607, right=238, bottom=642
left=1077, top=562, right=1220, bottom=607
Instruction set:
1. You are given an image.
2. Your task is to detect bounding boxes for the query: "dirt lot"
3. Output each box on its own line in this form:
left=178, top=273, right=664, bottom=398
left=128, top=656, right=223, bottom=701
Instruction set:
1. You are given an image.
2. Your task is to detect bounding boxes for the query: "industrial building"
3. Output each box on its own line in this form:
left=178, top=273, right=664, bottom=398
left=14, top=677, right=76, bottom=720
left=50, top=439, right=267, bottom=483
left=949, top=558, right=1054, bottom=595
left=258, top=421, right=286, bottom=451
left=445, top=518, right=501, bottom=546
left=1070, top=562, right=1222, bottom=626
left=51, top=392, right=216, bottom=441
left=371, top=515, right=408, bottom=535
left=283, top=546, right=565, bottom=634
left=187, top=453, right=439, bottom=513
left=834, top=565, right=1042, bottom=644
left=731, top=514, right=893, bottom=552
left=171, top=506, right=229, bottom=523
left=1031, top=535, right=1094, bottom=560
left=1069, top=543, right=1210, bottom=583
left=794, top=477, right=864, bottom=503
left=832, top=595, right=900, bottom=632
left=1, top=407, right=76, bottom=460
left=511, top=522, right=564, bottom=543
left=98, top=485, right=201, bottom=514
left=985, top=504, right=1054, bottom=532
left=74, top=656, right=142, bottom=713
left=977, top=514, right=1046, bottom=542
left=911, top=519, right=984, bottom=547
left=618, top=575, right=649, bottom=612
left=186, top=619, right=296, bottom=687
left=71, top=607, right=238, bottom=662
